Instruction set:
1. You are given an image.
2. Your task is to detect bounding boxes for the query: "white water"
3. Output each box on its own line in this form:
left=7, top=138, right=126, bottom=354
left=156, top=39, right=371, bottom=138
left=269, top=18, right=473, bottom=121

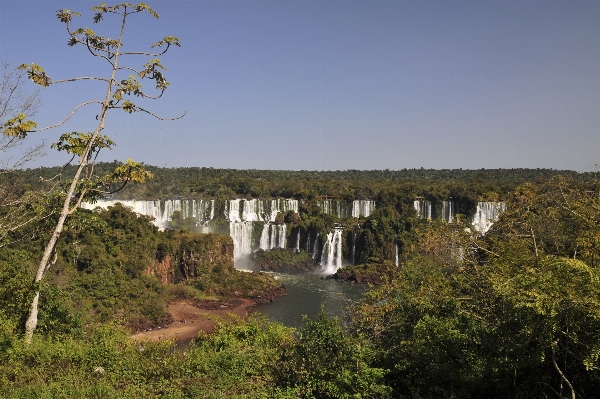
left=317, top=200, right=348, bottom=218
left=223, top=199, right=298, bottom=259
left=320, top=228, right=344, bottom=274
left=352, top=200, right=375, bottom=218
left=225, top=199, right=298, bottom=223
left=441, top=201, right=456, bottom=223
left=471, top=202, right=506, bottom=234
left=80, top=199, right=215, bottom=230
left=229, top=221, right=254, bottom=260
left=262, top=223, right=286, bottom=249
left=413, top=199, right=432, bottom=219
left=317, top=199, right=375, bottom=219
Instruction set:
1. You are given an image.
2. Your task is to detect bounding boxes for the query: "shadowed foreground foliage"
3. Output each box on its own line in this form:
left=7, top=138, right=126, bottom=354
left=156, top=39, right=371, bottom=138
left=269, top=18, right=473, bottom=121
left=0, top=314, right=389, bottom=399
left=2, top=174, right=600, bottom=397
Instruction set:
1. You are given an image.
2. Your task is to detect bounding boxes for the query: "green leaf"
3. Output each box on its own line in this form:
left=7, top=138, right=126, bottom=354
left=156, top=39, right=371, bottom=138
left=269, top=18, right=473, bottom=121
left=56, top=9, right=81, bottom=23
left=19, top=63, right=51, bottom=87
left=1, top=113, right=37, bottom=138
left=51, top=132, right=115, bottom=159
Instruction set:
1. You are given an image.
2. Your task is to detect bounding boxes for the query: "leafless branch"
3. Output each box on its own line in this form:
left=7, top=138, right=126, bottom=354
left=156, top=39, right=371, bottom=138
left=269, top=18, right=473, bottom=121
left=50, top=77, right=110, bottom=85
left=121, top=45, right=171, bottom=57
left=131, top=106, right=185, bottom=120
left=32, top=100, right=101, bottom=132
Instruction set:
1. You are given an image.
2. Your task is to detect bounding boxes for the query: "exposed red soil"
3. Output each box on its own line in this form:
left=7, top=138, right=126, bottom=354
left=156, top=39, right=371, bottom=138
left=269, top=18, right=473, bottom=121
left=131, top=298, right=255, bottom=342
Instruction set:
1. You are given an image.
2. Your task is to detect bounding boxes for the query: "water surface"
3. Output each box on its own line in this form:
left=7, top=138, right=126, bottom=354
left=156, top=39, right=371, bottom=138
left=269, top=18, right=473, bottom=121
left=251, top=273, right=368, bottom=329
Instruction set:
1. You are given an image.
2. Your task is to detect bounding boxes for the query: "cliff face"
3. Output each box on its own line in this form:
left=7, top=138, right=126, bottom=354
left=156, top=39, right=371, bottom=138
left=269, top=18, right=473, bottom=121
left=148, top=232, right=235, bottom=284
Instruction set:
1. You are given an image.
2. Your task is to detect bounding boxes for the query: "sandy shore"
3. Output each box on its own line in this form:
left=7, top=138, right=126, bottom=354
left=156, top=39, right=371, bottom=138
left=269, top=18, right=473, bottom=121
left=131, top=298, right=256, bottom=342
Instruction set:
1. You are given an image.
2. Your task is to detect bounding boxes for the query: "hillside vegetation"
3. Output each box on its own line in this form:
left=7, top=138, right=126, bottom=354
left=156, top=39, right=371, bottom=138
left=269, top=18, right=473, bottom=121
left=2, top=170, right=600, bottom=397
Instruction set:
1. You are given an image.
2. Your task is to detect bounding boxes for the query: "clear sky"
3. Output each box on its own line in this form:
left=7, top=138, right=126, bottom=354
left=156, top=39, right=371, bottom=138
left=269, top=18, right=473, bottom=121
left=1, top=0, right=599, bottom=171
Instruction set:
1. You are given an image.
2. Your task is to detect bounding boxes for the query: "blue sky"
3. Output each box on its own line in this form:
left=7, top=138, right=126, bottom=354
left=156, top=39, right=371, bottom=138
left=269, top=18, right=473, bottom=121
left=1, top=0, right=599, bottom=171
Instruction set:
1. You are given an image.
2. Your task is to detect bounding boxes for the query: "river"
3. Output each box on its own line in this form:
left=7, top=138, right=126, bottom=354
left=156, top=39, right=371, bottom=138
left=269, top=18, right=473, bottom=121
left=250, top=272, right=369, bottom=329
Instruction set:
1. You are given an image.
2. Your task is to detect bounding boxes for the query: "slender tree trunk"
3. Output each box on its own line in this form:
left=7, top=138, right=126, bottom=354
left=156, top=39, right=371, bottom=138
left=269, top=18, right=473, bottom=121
left=23, top=12, right=127, bottom=345
left=552, top=345, right=575, bottom=399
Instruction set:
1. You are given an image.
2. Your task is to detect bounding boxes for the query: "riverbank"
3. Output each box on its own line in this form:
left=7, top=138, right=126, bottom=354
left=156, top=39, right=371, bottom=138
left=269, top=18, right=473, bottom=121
left=131, top=298, right=256, bottom=342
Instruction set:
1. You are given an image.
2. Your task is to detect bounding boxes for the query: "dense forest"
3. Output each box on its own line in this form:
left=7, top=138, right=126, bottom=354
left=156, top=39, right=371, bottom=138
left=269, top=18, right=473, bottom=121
left=2, top=164, right=600, bottom=397
left=9, top=162, right=590, bottom=201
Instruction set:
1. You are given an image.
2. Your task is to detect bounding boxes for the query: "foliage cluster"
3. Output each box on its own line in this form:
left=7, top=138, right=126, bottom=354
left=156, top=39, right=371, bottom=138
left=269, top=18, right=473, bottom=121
left=252, top=248, right=319, bottom=273
left=1, top=203, right=281, bottom=334
left=0, top=313, right=389, bottom=399
left=8, top=163, right=588, bottom=205
left=332, top=259, right=399, bottom=284
left=351, top=175, right=600, bottom=398
left=3, top=170, right=600, bottom=397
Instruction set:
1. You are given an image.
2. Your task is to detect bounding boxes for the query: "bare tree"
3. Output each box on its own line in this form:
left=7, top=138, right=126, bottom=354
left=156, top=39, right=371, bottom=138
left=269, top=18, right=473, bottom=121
left=1, top=3, right=184, bottom=344
left=0, top=59, right=49, bottom=248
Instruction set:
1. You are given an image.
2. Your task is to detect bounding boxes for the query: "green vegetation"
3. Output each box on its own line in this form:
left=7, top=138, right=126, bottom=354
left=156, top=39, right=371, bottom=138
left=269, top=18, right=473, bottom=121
left=252, top=248, right=319, bottom=273
left=1, top=5, right=599, bottom=391
left=1, top=203, right=282, bottom=334
left=351, top=175, right=600, bottom=398
left=331, top=259, right=399, bottom=284
left=8, top=162, right=590, bottom=203
left=8, top=2, right=177, bottom=343
left=2, top=172, right=600, bottom=397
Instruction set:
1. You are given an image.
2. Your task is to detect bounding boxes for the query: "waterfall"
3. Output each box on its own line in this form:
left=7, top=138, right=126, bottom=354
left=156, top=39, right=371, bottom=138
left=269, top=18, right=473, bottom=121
left=224, top=198, right=299, bottom=222
left=317, top=200, right=349, bottom=218
left=270, top=199, right=299, bottom=221
left=241, top=199, right=266, bottom=222
left=352, top=230, right=357, bottom=265
left=259, top=223, right=288, bottom=250
left=259, top=223, right=270, bottom=250
left=80, top=199, right=215, bottom=230
left=225, top=199, right=242, bottom=222
left=394, top=243, right=399, bottom=267
left=229, top=222, right=254, bottom=259
left=295, top=230, right=300, bottom=252
left=352, top=200, right=375, bottom=218
left=414, top=199, right=432, bottom=219
left=82, top=198, right=300, bottom=264
left=471, top=202, right=506, bottom=234
left=441, top=201, right=456, bottom=223
left=320, top=228, right=343, bottom=274
left=309, top=234, right=320, bottom=260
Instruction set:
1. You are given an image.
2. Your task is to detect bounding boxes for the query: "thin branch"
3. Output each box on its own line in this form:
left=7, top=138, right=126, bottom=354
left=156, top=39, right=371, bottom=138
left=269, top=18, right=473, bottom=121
left=85, top=41, right=115, bottom=64
left=121, top=45, right=171, bottom=57
left=50, top=77, right=110, bottom=84
left=31, top=101, right=101, bottom=132
left=111, top=105, right=186, bottom=120
left=116, top=66, right=141, bottom=74
left=67, top=35, right=116, bottom=57
left=136, top=106, right=185, bottom=120
left=139, top=89, right=166, bottom=100
left=551, top=345, right=576, bottom=399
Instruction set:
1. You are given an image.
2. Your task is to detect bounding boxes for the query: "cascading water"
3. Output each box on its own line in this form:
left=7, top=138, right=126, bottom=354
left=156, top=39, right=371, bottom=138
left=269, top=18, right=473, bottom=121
left=471, top=202, right=506, bottom=234
left=441, top=201, right=456, bottom=223
left=320, top=228, right=343, bottom=274
left=414, top=199, right=432, bottom=219
left=225, top=199, right=299, bottom=258
left=259, top=223, right=289, bottom=250
left=270, top=199, right=299, bottom=221
left=320, top=200, right=351, bottom=218
left=308, top=233, right=320, bottom=261
left=80, top=199, right=215, bottom=230
left=82, top=197, right=386, bottom=267
left=352, top=230, right=358, bottom=265
left=352, top=200, right=375, bottom=218
left=229, top=222, right=254, bottom=260
left=241, top=199, right=267, bottom=222
left=225, top=199, right=242, bottom=222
